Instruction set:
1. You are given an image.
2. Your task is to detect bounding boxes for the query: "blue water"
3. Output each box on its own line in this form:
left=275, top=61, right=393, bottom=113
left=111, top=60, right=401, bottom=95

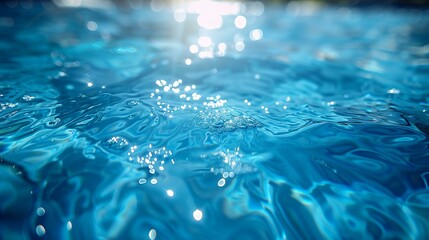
left=1, top=1, right=429, bottom=239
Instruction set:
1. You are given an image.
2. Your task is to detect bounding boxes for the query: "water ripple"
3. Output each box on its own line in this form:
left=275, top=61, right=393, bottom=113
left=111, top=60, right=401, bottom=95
left=1, top=4, right=429, bottom=240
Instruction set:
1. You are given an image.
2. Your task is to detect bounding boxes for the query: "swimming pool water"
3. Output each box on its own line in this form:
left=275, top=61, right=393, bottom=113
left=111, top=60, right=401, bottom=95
left=1, top=2, right=429, bottom=239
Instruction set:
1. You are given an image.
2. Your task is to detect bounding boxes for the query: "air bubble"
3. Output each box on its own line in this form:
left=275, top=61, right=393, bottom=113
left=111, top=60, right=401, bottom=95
left=36, top=207, right=45, bottom=216
left=138, top=178, right=147, bottom=184
left=149, top=229, right=157, bottom=240
left=217, top=178, right=226, bottom=187
left=67, top=221, right=72, bottom=231
left=22, top=95, right=35, bottom=101
left=36, top=225, right=46, bottom=236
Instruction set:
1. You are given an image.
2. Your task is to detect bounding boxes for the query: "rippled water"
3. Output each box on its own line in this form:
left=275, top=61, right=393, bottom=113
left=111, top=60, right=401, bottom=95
left=1, top=2, right=429, bottom=239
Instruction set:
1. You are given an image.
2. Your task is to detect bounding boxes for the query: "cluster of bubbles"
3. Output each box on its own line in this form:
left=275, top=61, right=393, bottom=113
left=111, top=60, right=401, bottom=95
left=0, top=102, right=18, bottom=112
left=149, top=78, right=247, bottom=120
left=102, top=136, right=129, bottom=151
left=102, top=136, right=175, bottom=186
left=0, top=92, right=36, bottom=113
left=34, top=207, right=72, bottom=237
left=100, top=138, right=175, bottom=186
left=207, top=147, right=258, bottom=187
left=194, top=107, right=261, bottom=133
left=150, top=78, right=201, bottom=117
left=135, top=144, right=175, bottom=185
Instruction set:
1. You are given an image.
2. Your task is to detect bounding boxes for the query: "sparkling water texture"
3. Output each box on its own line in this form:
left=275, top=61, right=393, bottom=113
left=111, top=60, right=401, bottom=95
left=1, top=2, right=429, bottom=239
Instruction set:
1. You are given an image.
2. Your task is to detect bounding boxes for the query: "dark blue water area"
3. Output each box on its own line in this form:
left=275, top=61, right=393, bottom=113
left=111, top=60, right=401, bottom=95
left=1, top=1, right=429, bottom=239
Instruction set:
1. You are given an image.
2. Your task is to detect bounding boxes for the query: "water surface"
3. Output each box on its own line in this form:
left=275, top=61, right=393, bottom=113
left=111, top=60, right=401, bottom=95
left=1, top=2, right=429, bottom=239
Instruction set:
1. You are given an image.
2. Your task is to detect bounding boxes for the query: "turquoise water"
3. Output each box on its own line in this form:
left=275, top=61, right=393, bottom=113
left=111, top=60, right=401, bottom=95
left=1, top=2, right=429, bottom=239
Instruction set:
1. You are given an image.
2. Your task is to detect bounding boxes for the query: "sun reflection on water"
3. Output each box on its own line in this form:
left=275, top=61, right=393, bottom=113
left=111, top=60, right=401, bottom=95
left=168, top=0, right=265, bottom=59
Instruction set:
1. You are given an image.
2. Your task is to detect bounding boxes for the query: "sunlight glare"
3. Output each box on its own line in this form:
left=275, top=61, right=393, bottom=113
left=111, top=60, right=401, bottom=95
left=197, top=13, right=223, bottom=29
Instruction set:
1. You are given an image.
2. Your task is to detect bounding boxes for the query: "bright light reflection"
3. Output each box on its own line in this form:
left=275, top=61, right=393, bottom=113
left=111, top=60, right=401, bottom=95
left=185, top=58, right=192, bottom=65
left=187, top=1, right=240, bottom=15
left=197, top=13, right=223, bottom=29
left=387, top=88, right=400, bottom=94
left=235, top=41, right=245, bottom=51
left=193, top=209, right=203, bottom=221
left=185, top=0, right=241, bottom=29
left=198, top=36, right=212, bottom=47
left=234, top=16, right=247, bottom=29
left=174, top=9, right=187, bottom=22
left=189, top=44, right=199, bottom=54
left=217, top=42, right=227, bottom=56
left=218, top=43, right=227, bottom=52
left=249, top=29, right=263, bottom=41
left=166, top=189, right=174, bottom=197
left=198, top=51, right=214, bottom=59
